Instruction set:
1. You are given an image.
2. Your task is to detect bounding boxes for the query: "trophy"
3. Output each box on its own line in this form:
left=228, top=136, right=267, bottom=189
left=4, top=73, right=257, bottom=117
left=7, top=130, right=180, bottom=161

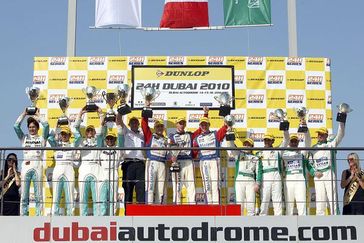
left=214, top=92, right=234, bottom=117
left=169, top=144, right=181, bottom=173
left=274, top=109, right=289, bottom=131
left=296, top=107, right=308, bottom=133
left=25, top=86, right=40, bottom=115
left=102, top=90, right=119, bottom=122
left=116, top=84, right=131, bottom=115
left=336, top=103, right=353, bottom=123
left=224, top=115, right=236, bottom=141
left=141, top=87, right=161, bottom=118
left=82, top=86, right=99, bottom=112
left=58, top=97, right=71, bottom=125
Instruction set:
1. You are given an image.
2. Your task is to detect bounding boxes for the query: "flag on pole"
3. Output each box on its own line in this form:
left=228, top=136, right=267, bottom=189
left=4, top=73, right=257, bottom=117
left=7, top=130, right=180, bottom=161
left=95, top=0, right=142, bottom=28
left=160, top=0, right=209, bottom=28
left=224, top=0, right=271, bottom=26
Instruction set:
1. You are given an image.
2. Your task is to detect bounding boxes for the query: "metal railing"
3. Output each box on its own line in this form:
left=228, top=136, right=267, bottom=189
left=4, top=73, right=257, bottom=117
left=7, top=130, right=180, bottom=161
left=0, top=146, right=362, bottom=216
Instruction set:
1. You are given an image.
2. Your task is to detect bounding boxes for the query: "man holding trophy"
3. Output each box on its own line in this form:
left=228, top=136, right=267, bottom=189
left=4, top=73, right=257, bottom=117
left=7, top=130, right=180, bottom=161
left=226, top=138, right=260, bottom=216
left=310, top=103, right=351, bottom=215
left=281, top=109, right=315, bottom=215
left=142, top=102, right=169, bottom=204
left=48, top=124, right=82, bottom=216
left=168, top=107, right=208, bottom=205
left=256, top=109, right=289, bottom=216
left=74, top=105, right=105, bottom=216
left=14, top=86, right=49, bottom=216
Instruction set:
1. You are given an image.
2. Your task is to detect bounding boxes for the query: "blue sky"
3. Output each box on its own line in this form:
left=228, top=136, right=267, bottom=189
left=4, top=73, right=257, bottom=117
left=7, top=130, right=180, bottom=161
left=1, top=1, right=363, bottom=201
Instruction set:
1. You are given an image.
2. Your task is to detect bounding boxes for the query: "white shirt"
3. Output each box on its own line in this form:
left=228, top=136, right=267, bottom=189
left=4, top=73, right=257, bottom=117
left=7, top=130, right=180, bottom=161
left=122, top=126, right=145, bottom=160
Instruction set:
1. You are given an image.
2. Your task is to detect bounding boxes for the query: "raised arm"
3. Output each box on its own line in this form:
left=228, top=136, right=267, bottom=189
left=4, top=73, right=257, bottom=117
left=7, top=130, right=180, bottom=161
left=14, top=109, right=27, bottom=141
left=216, top=124, right=228, bottom=142
left=141, top=102, right=153, bottom=144
left=330, top=122, right=345, bottom=147
left=302, top=129, right=312, bottom=157
left=225, top=140, right=240, bottom=158
left=280, top=130, right=290, bottom=148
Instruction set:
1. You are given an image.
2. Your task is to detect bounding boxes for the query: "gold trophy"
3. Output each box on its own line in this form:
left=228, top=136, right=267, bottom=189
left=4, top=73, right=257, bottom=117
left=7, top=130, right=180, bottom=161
left=224, top=115, right=236, bottom=141
left=336, top=103, right=353, bottom=123
left=214, top=92, right=234, bottom=117
left=296, top=107, right=308, bottom=133
left=102, top=90, right=119, bottom=122
left=274, top=109, right=289, bottom=131
left=82, top=86, right=99, bottom=112
left=58, top=97, right=71, bottom=125
left=116, top=84, right=131, bottom=115
left=141, top=87, right=160, bottom=118
left=25, top=86, right=40, bottom=115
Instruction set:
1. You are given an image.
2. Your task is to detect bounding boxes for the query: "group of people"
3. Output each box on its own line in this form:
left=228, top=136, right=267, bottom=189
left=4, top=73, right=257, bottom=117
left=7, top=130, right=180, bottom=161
left=1, top=104, right=363, bottom=216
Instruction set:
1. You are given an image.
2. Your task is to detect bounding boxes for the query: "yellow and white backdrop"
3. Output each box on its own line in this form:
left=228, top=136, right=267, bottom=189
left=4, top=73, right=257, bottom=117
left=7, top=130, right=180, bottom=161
left=31, top=56, right=332, bottom=216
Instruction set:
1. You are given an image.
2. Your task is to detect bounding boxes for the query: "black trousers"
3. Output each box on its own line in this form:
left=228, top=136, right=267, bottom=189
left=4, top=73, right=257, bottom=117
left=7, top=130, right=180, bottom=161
left=122, top=160, right=145, bottom=205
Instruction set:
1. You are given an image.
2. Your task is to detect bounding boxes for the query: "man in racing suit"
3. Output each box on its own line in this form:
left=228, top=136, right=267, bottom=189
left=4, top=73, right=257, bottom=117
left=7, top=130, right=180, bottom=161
left=74, top=107, right=104, bottom=216
left=14, top=109, right=49, bottom=216
left=282, top=131, right=314, bottom=216
left=168, top=107, right=209, bottom=204
left=142, top=116, right=169, bottom=204
left=48, top=126, right=82, bottom=216
left=227, top=138, right=260, bottom=216
left=311, top=123, right=345, bottom=215
left=193, top=117, right=228, bottom=204
left=98, top=127, right=123, bottom=216
left=256, top=131, right=289, bottom=216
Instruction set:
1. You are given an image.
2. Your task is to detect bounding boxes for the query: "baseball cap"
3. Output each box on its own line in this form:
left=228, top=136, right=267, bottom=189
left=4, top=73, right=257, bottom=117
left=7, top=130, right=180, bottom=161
left=199, top=117, right=210, bottom=125
left=263, top=133, right=275, bottom=140
left=154, top=119, right=164, bottom=127
left=86, top=125, right=95, bottom=131
left=105, top=130, right=117, bottom=138
left=176, top=117, right=186, bottom=123
left=243, top=138, right=254, bottom=146
left=316, top=127, right=328, bottom=134
left=60, top=126, right=71, bottom=134
left=289, top=134, right=299, bottom=141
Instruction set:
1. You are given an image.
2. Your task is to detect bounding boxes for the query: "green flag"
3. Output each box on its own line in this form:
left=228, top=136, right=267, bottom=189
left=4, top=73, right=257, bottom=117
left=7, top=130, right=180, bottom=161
left=224, top=0, right=271, bottom=26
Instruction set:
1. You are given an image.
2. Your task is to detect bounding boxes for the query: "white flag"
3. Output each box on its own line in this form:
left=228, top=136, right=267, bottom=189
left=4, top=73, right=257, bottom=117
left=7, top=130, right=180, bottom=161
left=95, top=0, right=142, bottom=28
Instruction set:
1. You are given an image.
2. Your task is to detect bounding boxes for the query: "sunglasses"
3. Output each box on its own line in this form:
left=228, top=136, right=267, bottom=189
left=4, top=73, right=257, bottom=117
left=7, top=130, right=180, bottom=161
left=348, top=157, right=355, bottom=162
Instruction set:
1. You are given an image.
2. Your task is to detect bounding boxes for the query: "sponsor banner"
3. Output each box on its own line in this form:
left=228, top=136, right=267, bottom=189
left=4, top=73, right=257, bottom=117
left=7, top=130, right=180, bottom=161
left=305, top=71, right=325, bottom=90
left=286, top=89, right=306, bottom=108
left=266, top=70, right=286, bottom=89
left=246, top=89, right=266, bottom=108
left=285, top=57, right=305, bottom=71
left=307, top=109, right=326, bottom=128
left=246, top=56, right=266, bottom=70
left=33, top=70, right=48, bottom=88
left=132, top=66, right=235, bottom=109
left=88, top=56, right=108, bottom=70
left=167, top=56, right=187, bottom=65
left=67, top=70, right=87, bottom=89
left=1, top=216, right=360, bottom=243
left=106, top=70, right=128, bottom=89
left=234, top=70, right=246, bottom=89
left=128, top=56, right=147, bottom=69
left=48, top=57, right=68, bottom=70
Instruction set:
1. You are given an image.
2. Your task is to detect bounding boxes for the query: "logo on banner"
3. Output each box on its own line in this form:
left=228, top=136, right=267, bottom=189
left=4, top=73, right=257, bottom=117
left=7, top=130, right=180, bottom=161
left=48, top=94, right=65, bottom=104
left=149, top=114, right=165, bottom=123
left=168, top=56, right=185, bottom=65
left=208, top=56, right=224, bottom=65
left=69, top=75, right=85, bottom=85
left=108, top=75, right=125, bottom=84
left=93, top=94, right=103, bottom=104
left=196, top=193, right=205, bottom=204
left=49, top=57, right=66, bottom=66
left=68, top=113, right=77, bottom=123
left=326, top=58, right=331, bottom=67
left=267, top=75, right=284, bottom=84
left=233, top=114, right=245, bottom=123
left=250, top=133, right=265, bottom=142
left=188, top=114, right=204, bottom=123
left=89, top=57, right=105, bottom=66
left=307, top=76, right=323, bottom=85
left=287, top=57, right=303, bottom=66
left=247, top=57, right=264, bottom=65
left=308, top=114, right=324, bottom=123
left=234, top=75, right=244, bottom=85
left=268, top=112, right=280, bottom=123
left=129, top=56, right=145, bottom=65
left=287, top=94, right=304, bottom=104
left=327, top=95, right=332, bottom=105
left=33, top=75, right=46, bottom=85
left=248, top=94, right=264, bottom=104
left=159, top=70, right=210, bottom=77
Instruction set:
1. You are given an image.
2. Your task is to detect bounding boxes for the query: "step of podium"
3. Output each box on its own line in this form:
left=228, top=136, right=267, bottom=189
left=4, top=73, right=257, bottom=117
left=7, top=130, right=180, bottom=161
left=125, top=204, right=241, bottom=216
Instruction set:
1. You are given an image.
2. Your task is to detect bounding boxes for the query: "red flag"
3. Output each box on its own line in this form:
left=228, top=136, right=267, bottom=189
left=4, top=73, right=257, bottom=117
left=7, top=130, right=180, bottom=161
left=160, top=0, right=209, bottom=28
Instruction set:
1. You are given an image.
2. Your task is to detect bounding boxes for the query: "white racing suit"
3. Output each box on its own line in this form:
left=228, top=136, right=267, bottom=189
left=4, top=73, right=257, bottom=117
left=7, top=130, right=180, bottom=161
left=14, top=114, right=49, bottom=216
left=194, top=132, right=221, bottom=205
left=282, top=132, right=313, bottom=215
left=75, top=120, right=104, bottom=216
left=257, top=131, right=289, bottom=216
left=168, top=132, right=196, bottom=204
left=226, top=141, right=259, bottom=215
left=311, top=122, right=345, bottom=215
left=145, top=135, right=168, bottom=204
left=98, top=129, right=123, bottom=216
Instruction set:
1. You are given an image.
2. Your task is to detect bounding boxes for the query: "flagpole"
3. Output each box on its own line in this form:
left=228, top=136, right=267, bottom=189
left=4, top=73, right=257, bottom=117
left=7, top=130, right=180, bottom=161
left=287, top=0, right=298, bottom=56
left=67, top=0, right=77, bottom=57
